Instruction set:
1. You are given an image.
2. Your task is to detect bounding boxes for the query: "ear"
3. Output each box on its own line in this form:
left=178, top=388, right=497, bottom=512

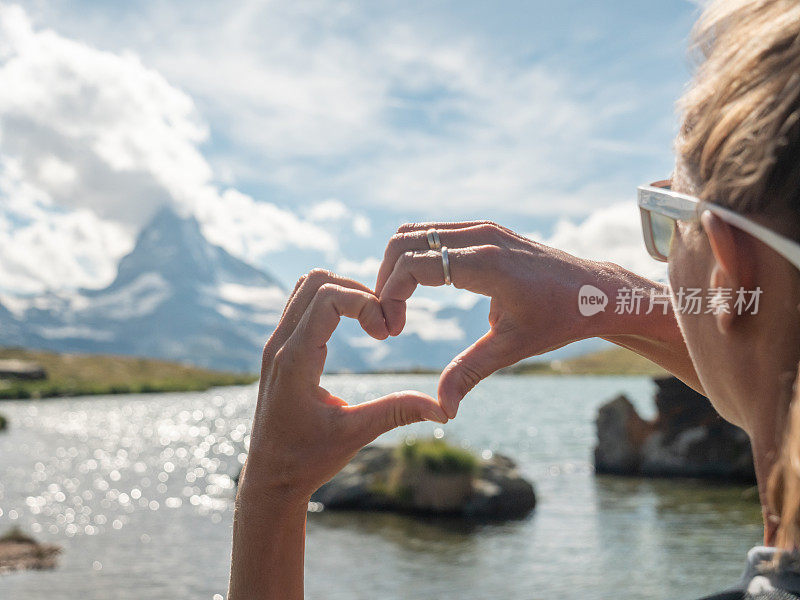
left=701, top=210, right=756, bottom=334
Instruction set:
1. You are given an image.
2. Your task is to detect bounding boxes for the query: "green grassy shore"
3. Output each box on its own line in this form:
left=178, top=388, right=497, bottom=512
left=348, top=347, right=669, bottom=377
left=506, top=346, right=668, bottom=376
left=0, top=345, right=665, bottom=401
left=0, top=348, right=256, bottom=400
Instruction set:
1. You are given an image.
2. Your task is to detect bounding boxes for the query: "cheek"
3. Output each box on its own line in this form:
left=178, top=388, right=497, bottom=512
left=669, top=241, right=703, bottom=358
left=668, top=223, right=701, bottom=311
left=667, top=224, right=739, bottom=421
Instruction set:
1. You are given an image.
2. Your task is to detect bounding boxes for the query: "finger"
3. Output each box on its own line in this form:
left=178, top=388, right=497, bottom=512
left=375, top=223, right=507, bottom=295
left=379, top=245, right=501, bottom=336
left=341, top=390, right=448, bottom=448
left=278, top=273, right=308, bottom=321
left=285, top=283, right=389, bottom=379
left=394, top=220, right=530, bottom=252
left=395, top=220, right=518, bottom=235
left=438, top=332, right=520, bottom=418
left=266, top=270, right=373, bottom=358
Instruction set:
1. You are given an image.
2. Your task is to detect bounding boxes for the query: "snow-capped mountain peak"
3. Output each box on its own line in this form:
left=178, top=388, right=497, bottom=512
left=0, top=207, right=292, bottom=371
left=107, top=207, right=281, bottom=294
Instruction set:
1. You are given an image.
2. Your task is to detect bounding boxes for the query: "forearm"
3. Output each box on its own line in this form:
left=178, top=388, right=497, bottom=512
left=588, top=261, right=704, bottom=395
left=228, top=465, right=308, bottom=600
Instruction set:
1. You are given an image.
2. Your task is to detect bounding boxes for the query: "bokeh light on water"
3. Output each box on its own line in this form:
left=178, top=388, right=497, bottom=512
left=0, top=376, right=763, bottom=599
left=0, top=386, right=255, bottom=598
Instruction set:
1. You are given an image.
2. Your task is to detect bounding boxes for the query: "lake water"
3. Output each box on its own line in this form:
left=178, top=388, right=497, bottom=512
left=0, top=375, right=763, bottom=599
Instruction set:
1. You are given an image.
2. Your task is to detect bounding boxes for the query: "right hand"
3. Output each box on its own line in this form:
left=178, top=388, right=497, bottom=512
left=376, top=221, right=613, bottom=418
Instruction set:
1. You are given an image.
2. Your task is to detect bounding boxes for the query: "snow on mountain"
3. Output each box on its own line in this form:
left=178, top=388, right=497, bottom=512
left=0, top=207, right=607, bottom=373
left=0, top=207, right=322, bottom=372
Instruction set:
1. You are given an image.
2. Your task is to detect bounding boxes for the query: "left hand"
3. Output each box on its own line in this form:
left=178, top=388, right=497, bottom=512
left=241, top=269, right=449, bottom=504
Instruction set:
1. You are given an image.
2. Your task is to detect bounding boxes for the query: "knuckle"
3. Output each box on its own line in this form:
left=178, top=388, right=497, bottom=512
left=454, top=358, right=483, bottom=392
left=479, top=244, right=504, bottom=265
left=475, top=223, right=502, bottom=243
left=397, top=250, right=415, bottom=269
left=328, top=410, right=348, bottom=442
left=306, top=267, right=332, bottom=285
left=396, top=222, right=423, bottom=234
left=271, top=346, right=289, bottom=370
left=261, top=341, right=274, bottom=366
left=469, top=220, right=493, bottom=228
left=389, top=403, right=409, bottom=429
left=316, top=282, right=340, bottom=300
left=387, top=232, right=407, bottom=251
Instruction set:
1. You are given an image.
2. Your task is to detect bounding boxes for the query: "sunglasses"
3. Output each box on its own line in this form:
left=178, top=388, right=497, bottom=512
left=637, top=179, right=800, bottom=269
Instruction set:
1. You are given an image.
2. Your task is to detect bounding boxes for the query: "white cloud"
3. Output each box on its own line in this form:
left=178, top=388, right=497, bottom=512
left=0, top=1, right=673, bottom=296
left=26, top=0, right=649, bottom=217
left=0, top=3, right=337, bottom=293
left=335, top=256, right=381, bottom=281
left=192, top=188, right=336, bottom=261
left=542, top=203, right=668, bottom=281
left=352, top=214, right=371, bottom=236
left=404, top=296, right=465, bottom=342
left=307, top=199, right=349, bottom=222
left=0, top=155, right=131, bottom=294
left=306, top=199, right=372, bottom=238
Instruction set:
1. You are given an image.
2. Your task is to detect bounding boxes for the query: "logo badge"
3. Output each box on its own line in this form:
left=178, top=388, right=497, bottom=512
left=578, top=285, right=608, bottom=317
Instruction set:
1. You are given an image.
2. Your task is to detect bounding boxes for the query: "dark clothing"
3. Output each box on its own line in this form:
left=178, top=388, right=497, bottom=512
left=700, top=591, right=800, bottom=599
left=698, top=547, right=800, bottom=600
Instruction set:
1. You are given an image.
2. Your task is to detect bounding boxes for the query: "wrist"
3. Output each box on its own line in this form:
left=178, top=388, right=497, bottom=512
left=236, top=481, right=310, bottom=526
left=582, top=260, right=674, bottom=341
left=236, top=456, right=313, bottom=510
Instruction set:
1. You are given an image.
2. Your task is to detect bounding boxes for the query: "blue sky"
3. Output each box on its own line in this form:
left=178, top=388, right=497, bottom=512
left=0, top=0, right=699, bottom=295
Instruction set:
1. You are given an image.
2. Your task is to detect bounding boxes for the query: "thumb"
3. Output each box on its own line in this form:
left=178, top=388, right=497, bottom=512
left=343, top=391, right=448, bottom=446
left=438, top=332, right=515, bottom=418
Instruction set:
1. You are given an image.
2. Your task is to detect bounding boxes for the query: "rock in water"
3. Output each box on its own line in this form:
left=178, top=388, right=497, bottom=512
left=594, top=376, right=755, bottom=482
left=0, top=527, right=61, bottom=574
left=595, top=395, right=654, bottom=474
left=309, top=442, right=536, bottom=521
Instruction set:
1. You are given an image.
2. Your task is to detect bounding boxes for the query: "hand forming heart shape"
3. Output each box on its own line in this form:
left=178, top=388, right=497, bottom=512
left=240, top=220, right=609, bottom=509
left=230, top=220, right=681, bottom=598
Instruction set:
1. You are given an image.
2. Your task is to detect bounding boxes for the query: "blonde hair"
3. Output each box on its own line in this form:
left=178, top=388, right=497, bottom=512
left=676, top=0, right=800, bottom=549
left=677, top=0, right=800, bottom=215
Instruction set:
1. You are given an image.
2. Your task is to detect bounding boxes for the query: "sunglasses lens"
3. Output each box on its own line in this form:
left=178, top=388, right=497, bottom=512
left=650, top=211, right=677, bottom=259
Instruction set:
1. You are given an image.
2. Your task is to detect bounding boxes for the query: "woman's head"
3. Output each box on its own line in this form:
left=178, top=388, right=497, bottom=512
left=669, top=0, right=800, bottom=547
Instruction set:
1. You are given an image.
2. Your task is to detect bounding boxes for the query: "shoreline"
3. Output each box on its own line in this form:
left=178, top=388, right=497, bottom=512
left=0, top=345, right=665, bottom=400
left=0, top=371, right=660, bottom=400
left=0, top=347, right=256, bottom=401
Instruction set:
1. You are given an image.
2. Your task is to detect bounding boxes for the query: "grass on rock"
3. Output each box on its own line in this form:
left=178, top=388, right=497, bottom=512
left=397, top=438, right=479, bottom=475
